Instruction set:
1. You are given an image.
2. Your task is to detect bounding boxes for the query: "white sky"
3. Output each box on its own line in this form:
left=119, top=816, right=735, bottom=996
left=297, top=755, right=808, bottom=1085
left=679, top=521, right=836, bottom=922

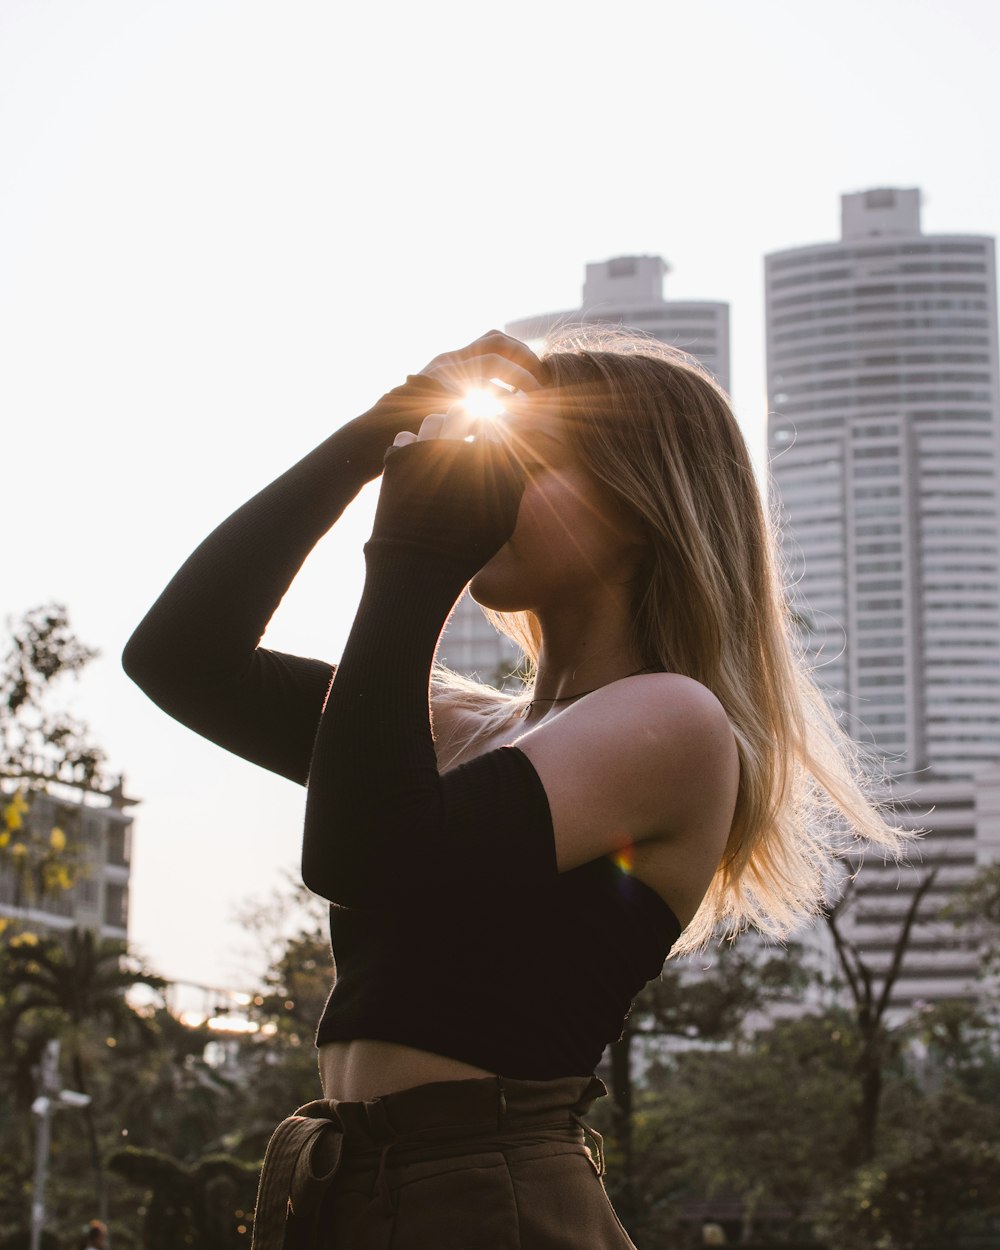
left=2, top=0, right=998, bottom=989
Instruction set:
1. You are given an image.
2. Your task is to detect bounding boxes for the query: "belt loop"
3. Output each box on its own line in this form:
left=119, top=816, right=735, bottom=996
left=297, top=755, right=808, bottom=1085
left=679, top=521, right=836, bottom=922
left=570, top=1112, right=606, bottom=1179
left=496, top=1075, right=507, bottom=1128
left=375, top=1141, right=398, bottom=1215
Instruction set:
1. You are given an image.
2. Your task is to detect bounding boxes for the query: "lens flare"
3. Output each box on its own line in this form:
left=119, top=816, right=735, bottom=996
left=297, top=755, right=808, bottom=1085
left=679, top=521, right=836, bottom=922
left=462, top=387, right=508, bottom=421
left=612, top=846, right=635, bottom=875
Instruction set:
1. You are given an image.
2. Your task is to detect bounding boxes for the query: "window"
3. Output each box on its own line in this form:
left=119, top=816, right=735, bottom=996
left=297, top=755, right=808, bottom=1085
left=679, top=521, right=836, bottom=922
left=106, top=823, right=129, bottom=867
left=76, top=878, right=98, bottom=907
left=104, top=883, right=129, bottom=930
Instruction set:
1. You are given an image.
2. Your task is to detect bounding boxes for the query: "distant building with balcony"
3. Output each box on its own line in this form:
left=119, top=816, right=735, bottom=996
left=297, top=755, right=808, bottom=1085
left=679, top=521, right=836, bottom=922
left=0, top=767, right=136, bottom=942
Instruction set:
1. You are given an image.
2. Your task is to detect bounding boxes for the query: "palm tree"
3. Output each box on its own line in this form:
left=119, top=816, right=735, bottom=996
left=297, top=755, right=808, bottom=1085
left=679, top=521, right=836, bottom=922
left=1, top=926, right=167, bottom=1223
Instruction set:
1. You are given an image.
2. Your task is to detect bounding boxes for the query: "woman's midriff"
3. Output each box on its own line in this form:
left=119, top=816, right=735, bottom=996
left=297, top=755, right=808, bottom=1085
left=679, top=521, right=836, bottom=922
left=318, top=1038, right=498, bottom=1102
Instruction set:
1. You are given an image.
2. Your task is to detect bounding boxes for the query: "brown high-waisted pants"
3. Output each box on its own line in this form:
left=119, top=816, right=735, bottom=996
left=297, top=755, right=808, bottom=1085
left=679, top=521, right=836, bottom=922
left=251, top=1072, right=638, bottom=1249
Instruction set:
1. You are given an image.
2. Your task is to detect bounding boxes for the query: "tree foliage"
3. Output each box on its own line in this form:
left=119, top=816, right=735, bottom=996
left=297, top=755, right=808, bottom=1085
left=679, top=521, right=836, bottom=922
left=107, top=1148, right=258, bottom=1250
left=2, top=866, right=998, bottom=1247
left=0, top=604, right=108, bottom=915
left=0, top=604, right=105, bottom=789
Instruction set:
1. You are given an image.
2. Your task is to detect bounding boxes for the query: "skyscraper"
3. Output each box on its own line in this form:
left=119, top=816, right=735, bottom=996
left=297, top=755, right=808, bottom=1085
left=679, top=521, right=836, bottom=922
left=439, top=255, right=731, bottom=678
left=506, top=254, right=730, bottom=394
left=765, top=188, right=1000, bottom=1004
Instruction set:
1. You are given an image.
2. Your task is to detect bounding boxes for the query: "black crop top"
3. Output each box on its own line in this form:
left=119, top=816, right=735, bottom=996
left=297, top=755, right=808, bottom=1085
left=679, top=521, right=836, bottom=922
left=122, top=377, right=682, bottom=1079
left=316, top=827, right=681, bottom=1078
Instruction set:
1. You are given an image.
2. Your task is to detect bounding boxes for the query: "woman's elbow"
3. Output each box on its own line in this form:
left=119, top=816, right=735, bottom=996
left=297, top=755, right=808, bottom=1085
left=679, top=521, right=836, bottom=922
left=301, top=853, right=365, bottom=908
left=121, top=630, right=154, bottom=689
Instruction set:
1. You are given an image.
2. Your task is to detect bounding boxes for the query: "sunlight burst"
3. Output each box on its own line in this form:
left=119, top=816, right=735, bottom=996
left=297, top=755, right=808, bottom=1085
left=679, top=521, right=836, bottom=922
left=462, top=387, right=508, bottom=421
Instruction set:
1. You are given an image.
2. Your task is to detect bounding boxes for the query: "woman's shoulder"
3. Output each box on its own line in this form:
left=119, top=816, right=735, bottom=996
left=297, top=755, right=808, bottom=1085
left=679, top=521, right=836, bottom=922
left=570, top=670, right=733, bottom=738
left=515, top=670, right=738, bottom=843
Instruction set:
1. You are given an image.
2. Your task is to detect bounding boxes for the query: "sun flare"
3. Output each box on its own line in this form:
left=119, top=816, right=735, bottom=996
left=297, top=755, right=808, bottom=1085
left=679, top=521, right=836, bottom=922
left=462, top=387, right=508, bottom=421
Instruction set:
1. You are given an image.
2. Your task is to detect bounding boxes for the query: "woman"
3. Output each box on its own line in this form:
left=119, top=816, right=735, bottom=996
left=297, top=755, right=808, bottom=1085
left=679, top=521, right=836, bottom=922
left=123, top=328, right=904, bottom=1248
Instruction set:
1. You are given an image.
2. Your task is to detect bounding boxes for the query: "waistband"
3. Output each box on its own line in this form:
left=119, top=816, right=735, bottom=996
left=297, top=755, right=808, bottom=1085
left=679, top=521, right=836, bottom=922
left=250, top=1073, right=607, bottom=1250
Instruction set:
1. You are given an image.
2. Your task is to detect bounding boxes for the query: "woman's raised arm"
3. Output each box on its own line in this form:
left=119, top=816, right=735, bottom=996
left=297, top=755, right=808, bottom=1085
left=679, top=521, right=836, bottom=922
left=121, top=374, right=451, bottom=784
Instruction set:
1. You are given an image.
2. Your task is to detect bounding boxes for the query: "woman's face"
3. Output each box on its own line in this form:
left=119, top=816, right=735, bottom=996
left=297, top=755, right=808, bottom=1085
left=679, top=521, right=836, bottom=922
left=469, top=407, right=645, bottom=613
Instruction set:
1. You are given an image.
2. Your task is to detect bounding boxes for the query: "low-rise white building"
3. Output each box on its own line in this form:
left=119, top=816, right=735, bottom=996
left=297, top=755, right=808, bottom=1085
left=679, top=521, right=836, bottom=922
left=0, top=769, right=136, bottom=942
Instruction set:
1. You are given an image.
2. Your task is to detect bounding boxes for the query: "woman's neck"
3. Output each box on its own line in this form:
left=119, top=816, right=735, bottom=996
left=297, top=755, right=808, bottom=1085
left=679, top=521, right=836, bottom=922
left=526, top=591, right=646, bottom=721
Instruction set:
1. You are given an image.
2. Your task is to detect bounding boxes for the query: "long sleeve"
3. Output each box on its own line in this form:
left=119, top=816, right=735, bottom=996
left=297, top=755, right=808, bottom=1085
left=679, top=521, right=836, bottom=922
left=121, top=375, right=451, bottom=784
left=301, top=437, right=559, bottom=904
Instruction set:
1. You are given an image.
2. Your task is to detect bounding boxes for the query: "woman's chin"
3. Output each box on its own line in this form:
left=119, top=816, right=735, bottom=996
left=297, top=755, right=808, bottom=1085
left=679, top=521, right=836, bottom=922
left=468, top=567, right=532, bottom=613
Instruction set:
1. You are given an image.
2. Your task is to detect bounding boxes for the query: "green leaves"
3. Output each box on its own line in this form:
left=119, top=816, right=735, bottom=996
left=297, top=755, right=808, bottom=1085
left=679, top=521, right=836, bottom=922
left=0, top=603, right=105, bottom=788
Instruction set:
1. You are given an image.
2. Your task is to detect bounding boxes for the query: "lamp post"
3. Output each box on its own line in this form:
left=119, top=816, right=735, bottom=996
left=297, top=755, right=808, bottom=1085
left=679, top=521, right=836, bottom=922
left=31, top=1039, right=91, bottom=1250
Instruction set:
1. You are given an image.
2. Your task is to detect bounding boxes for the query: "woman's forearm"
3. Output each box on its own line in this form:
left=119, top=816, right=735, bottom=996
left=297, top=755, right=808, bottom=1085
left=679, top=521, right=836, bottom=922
left=121, top=376, right=450, bottom=776
left=300, top=437, right=557, bottom=904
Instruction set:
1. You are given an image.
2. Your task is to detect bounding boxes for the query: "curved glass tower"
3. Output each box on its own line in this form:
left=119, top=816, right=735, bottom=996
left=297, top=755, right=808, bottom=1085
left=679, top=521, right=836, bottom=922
left=766, top=188, right=1000, bottom=1004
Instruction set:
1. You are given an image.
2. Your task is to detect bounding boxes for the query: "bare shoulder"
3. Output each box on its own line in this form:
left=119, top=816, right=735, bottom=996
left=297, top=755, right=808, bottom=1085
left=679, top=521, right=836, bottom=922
left=514, top=672, right=739, bottom=859
left=603, top=673, right=737, bottom=772
left=526, top=672, right=737, bottom=773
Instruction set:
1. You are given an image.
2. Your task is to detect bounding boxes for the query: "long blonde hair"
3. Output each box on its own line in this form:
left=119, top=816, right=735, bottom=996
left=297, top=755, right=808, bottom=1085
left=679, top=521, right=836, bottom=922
left=434, top=326, right=909, bottom=953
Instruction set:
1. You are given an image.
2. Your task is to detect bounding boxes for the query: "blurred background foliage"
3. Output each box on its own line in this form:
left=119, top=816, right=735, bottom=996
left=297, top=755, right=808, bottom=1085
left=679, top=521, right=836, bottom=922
left=2, top=607, right=999, bottom=1247
left=0, top=871, right=998, bottom=1249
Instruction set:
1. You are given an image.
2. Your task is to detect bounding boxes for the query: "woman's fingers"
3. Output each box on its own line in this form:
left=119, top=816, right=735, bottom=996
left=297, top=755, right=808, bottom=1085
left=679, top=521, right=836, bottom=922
left=416, top=413, right=446, bottom=440
left=423, top=354, right=542, bottom=396
left=419, top=331, right=547, bottom=395
left=469, top=331, right=547, bottom=384
left=394, top=406, right=501, bottom=448
left=438, top=404, right=477, bottom=440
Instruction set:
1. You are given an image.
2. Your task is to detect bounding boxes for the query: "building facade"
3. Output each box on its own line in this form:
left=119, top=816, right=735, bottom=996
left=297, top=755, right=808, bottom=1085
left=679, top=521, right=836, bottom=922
left=506, top=254, right=730, bottom=394
left=441, top=254, right=732, bottom=679
left=765, top=188, right=1000, bottom=1004
left=0, top=772, right=135, bottom=942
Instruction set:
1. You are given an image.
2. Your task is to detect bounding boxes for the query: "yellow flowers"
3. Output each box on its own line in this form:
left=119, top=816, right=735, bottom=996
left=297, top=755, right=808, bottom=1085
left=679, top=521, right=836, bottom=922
left=3, top=788, right=29, bottom=833
left=42, top=862, right=73, bottom=892
left=9, top=931, right=39, bottom=948
left=0, top=789, right=79, bottom=898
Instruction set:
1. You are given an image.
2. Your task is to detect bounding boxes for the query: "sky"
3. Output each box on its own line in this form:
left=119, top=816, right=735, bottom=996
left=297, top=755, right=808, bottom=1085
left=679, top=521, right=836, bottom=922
left=2, top=0, right=999, bottom=990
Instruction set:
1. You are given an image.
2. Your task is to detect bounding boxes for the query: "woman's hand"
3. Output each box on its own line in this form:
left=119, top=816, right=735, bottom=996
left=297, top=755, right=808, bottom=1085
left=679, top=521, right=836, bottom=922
left=417, top=330, right=547, bottom=399
left=390, top=404, right=497, bottom=451
left=397, top=329, right=546, bottom=449
left=371, top=416, right=525, bottom=578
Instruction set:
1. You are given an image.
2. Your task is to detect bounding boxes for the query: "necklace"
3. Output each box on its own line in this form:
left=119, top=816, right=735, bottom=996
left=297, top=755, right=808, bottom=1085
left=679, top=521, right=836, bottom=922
left=520, top=667, right=655, bottom=719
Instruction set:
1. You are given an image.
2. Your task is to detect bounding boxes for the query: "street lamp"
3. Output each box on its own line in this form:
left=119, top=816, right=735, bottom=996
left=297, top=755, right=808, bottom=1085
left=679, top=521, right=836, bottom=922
left=31, top=1039, right=91, bottom=1250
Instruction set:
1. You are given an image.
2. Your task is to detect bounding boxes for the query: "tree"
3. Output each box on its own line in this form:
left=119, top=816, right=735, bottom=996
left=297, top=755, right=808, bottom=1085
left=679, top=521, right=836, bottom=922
left=110, top=1005, right=235, bottom=1166
left=819, top=1077, right=1000, bottom=1249
left=823, top=869, right=939, bottom=1166
left=599, top=938, right=810, bottom=1231
left=229, top=879, right=335, bottom=1159
left=0, top=604, right=108, bottom=915
left=944, top=861, right=1000, bottom=992
left=0, top=603, right=105, bottom=789
left=0, top=928, right=167, bottom=1228
left=632, top=1009, right=860, bottom=1244
left=107, top=1147, right=258, bottom=1250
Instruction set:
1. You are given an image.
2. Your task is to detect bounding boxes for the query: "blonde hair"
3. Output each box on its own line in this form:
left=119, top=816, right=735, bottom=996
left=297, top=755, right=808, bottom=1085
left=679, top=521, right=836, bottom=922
left=433, top=326, right=909, bottom=953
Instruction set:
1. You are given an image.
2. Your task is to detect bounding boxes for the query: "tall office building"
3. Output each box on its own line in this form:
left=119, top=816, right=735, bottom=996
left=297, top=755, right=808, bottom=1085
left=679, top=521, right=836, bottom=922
left=506, top=254, right=731, bottom=394
left=440, top=255, right=731, bottom=678
left=765, top=188, right=1000, bottom=1004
